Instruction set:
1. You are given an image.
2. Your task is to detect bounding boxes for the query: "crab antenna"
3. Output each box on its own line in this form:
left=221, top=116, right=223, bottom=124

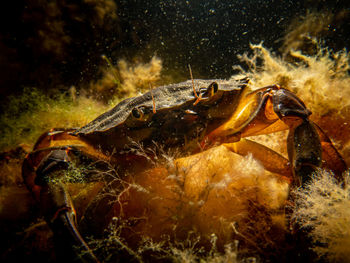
left=188, top=64, right=199, bottom=99
left=188, top=64, right=202, bottom=105
left=149, top=83, right=156, bottom=113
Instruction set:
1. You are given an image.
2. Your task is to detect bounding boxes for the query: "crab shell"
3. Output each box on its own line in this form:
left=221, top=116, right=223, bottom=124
left=72, top=79, right=248, bottom=153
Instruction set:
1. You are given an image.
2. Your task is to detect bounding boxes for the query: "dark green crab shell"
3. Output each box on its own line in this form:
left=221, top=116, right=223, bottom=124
left=74, top=79, right=245, bottom=134
left=71, top=79, right=247, bottom=153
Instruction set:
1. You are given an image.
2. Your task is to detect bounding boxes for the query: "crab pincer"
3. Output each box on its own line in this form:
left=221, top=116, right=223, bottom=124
left=203, top=84, right=347, bottom=185
left=22, top=131, right=100, bottom=262
left=271, top=87, right=347, bottom=185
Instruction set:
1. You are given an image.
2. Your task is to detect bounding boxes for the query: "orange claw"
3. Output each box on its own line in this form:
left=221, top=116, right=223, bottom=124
left=201, top=85, right=284, bottom=148
left=200, top=84, right=345, bottom=186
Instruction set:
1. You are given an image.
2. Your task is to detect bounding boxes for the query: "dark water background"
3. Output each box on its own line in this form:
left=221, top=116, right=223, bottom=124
left=117, top=0, right=304, bottom=77
left=0, top=0, right=349, bottom=99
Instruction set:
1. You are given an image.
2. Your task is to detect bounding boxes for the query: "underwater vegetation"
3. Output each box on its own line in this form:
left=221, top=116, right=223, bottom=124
left=292, top=170, right=350, bottom=262
left=1, top=1, right=350, bottom=262
left=1, top=42, right=350, bottom=262
left=0, top=56, right=163, bottom=152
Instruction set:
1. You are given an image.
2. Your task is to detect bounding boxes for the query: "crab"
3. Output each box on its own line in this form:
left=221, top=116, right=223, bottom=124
left=22, top=78, right=347, bottom=262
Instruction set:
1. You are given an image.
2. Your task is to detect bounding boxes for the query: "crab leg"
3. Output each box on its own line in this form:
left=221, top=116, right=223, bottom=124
left=313, top=123, right=347, bottom=182
left=223, top=139, right=292, bottom=180
left=22, top=131, right=100, bottom=263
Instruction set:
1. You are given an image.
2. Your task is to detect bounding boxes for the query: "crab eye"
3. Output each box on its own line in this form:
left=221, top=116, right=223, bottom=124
left=209, top=82, right=218, bottom=94
left=132, top=107, right=144, bottom=120
left=201, top=82, right=218, bottom=97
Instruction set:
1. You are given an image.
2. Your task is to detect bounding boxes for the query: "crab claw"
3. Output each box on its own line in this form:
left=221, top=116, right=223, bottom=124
left=287, top=120, right=322, bottom=186
left=41, top=183, right=99, bottom=263
left=271, top=88, right=311, bottom=120
left=25, top=148, right=100, bottom=263
left=272, top=88, right=347, bottom=185
left=270, top=88, right=319, bottom=185
left=202, top=84, right=346, bottom=185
